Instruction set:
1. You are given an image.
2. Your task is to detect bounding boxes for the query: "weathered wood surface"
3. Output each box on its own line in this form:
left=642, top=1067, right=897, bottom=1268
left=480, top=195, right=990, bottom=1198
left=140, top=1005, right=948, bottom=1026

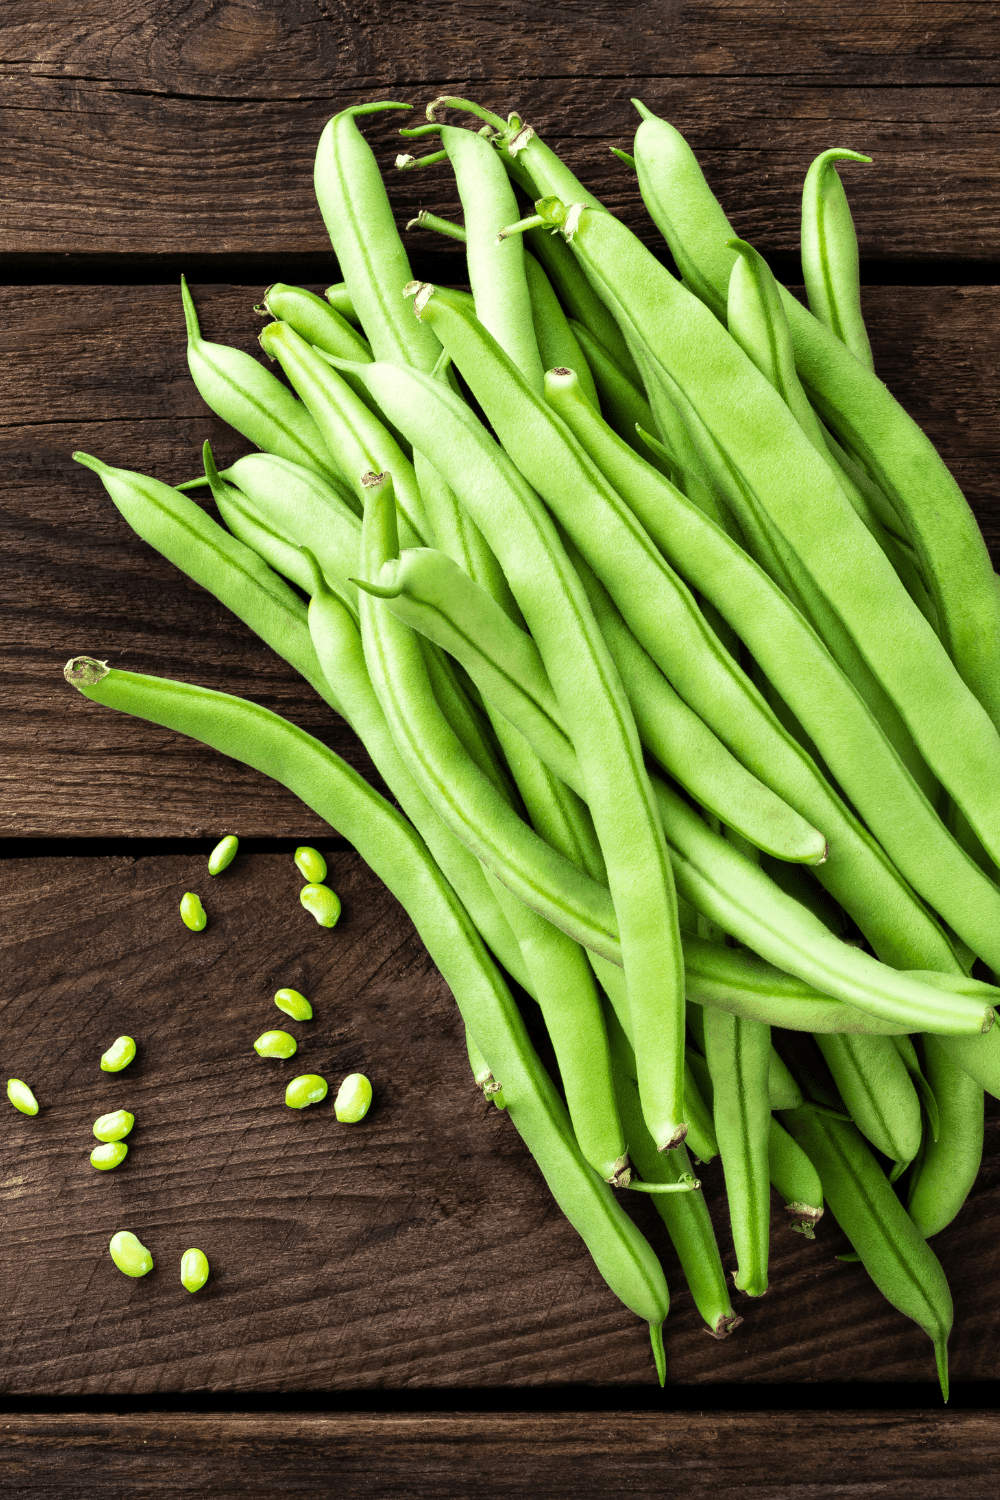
left=1, top=854, right=999, bottom=1394
left=4, top=1411, right=1000, bottom=1498
left=2, top=2, right=1000, bottom=263
left=4, top=282, right=999, bottom=837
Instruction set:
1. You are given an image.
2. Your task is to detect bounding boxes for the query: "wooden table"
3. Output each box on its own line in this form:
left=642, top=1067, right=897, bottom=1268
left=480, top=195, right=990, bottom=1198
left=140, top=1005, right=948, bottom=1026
left=4, top=2, right=1000, bottom=1491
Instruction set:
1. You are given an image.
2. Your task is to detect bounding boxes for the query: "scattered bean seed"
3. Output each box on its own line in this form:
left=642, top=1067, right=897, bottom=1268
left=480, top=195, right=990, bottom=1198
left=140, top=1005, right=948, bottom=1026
left=285, top=1073, right=329, bottom=1109
left=208, top=835, right=239, bottom=875
left=254, top=1030, right=297, bottom=1059
left=180, top=891, right=207, bottom=930
left=91, top=1141, right=128, bottom=1171
left=6, top=1079, right=38, bottom=1116
left=93, top=1110, right=135, bottom=1143
left=300, top=883, right=341, bottom=927
left=275, top=988, right=313, bottom=1021
left=294, top=845, right=327, bottom=882
left=181, top=1247, right=210, bottom=1293
left=109, top=1230, right=153, bottom=1278
left=334, top=1072, right=372, bottom=1122
left=101, top=1036, right=136, bottom=1073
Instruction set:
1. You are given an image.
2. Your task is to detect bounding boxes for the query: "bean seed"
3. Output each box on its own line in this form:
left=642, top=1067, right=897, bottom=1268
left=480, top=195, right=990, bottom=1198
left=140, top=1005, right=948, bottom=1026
left=294, top=845, right=327, bottom=882
left=275, top=988, right=313, bottom=1021
left=254, top=1030, right=297, bottom=1059
left=93, top=1110, right=135, bottom=1143
left=181, top=1247, right=210, bottom=1293
left=334, top=1072, right=372, bottom=1122
left=101, top=1036, right=136, bottom=1073
left=91, top=1141, right=128, bottom=1171
left=109, top=1230, right=153, bottom=1278
left=285, top=1074, right=328, bottom=1109
left=300, top=883, right=341, bottom=928
left=180, top=891, right=207, bottom=931
left=208, top=835, right=239, bottom=875
left=6, top=1079, right=38, bottom=1116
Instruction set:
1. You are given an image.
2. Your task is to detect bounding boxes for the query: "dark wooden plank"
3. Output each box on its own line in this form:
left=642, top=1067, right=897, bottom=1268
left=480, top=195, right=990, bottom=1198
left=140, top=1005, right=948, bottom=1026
left=3, top=282, right=999, bottom=836
left=2, top=3, right=1000, bottom=261
left=1, top=854, right=1000, bottom=1393
left=3, top=1411, right=1000, bottom=1499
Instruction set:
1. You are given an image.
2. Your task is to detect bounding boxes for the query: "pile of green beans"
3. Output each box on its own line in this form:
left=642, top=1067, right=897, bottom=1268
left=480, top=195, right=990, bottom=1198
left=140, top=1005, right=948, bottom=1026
left=63, top=95, right=1000, bottom=1397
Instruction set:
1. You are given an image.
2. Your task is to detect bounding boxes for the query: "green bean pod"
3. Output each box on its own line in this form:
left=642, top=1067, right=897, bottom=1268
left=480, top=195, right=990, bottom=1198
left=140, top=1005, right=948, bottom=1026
left=72, top=451, right=344, bottom=718
left=631, top=104, right=1000, bottom=734
left=260, top=283, right=373, bottom=362
left=813, top=1033, right=923, bottom=1174
left=542, top=355, right=1000, bottom=973
left=768, top=1050, right=803, bottom=1112
left=800, top=149, right=874, bottom=370
left=566, top=320, right=673, bottom=478
left=523, top=222, right=643, bottom=384
left=64, top=657, right=670, bottom=1380
left=467, top=1024, right=506, bottom=1108
left=179, top=277, right=341, bottom=486
left=606, top=1003, right=738, bottom=1337
left=325, top=283, right=361, bottom=325
left=313, top=102, right=441, bottom=372
left=767, top=1117, right=824, bottom=1237
left=336, top=352, right=687, bottom=1148
left=211, top=472, right=320, bottom=599
left=906, top=1035, right=984, bottom=1239
left=892, top=1034, right=941, bottom=1141
left=524, top=255, right=600, bottom=409
left=704, top=1008, right=772, bottom=1295
left=356, top=472, right=622, bottom=966
left=780, top=1104, right=952, bottom=1400
left=439, top=124, right=545, bottom=394
left=259, top=321, right=427, bottom=545
left=682, top=1050, right=720, bottom=1163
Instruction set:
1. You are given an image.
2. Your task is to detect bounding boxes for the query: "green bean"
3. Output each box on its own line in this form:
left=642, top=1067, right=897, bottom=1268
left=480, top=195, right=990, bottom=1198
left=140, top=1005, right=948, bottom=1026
left=275, top=988, right=313, bottom=1022
left=334, top=1072, right=373, bottom=1122
left=179, top=277, right=340, bottom=486
left=313, top=102, right=441, bottom=372
left=936, top=1023, right=1000, bottom=1101
left=65, top=657, right=670, bottom=1376
left=606, top=1001, right=739, bottom=1337
left=325, top=283, right=361, bottom=325
left=567, top=319, right=674, bottom=478
left=801, top=149, right=874, bottom=370
left=93, top=1110, right=134, bottom=1142
left=523, top=254, right=600, bottom=409
left=181, top=1248, right=210, bottom=1293
left=780, top=1104, right=952, bottom=1400
left=218, top=447, right=361, bottom=523
left=254, top=1030, right=298, bottom=1059
left=814, top=1034, right=922, bottom=1175
left=73, top=450, right=346, bottom=719
left=892, top=1035, right=941, bottom=1141
left=90, top=1142, right=128, bottom=1171
left=541, top=357, right=1000, bottom=973
left=704, top=1007, right=772, bottom=1295
left=259, top=322, right=427, bottom=545
left=286, top=1074, right=329, bottom=1109
left=179, top=891, right=207, bottom=931
left=304, top=554, right=533, bottom=993
left=109, top=1231, right=153, bottom=1279
left=207, top=460, right=350, bottom=603
left=467, top=1025, right=506, bottom=1108
left=681, top=1052, right=719, bottom=1163
left=7, top=1079, right=38, bottom=1116
left=531, top=199, right=1000, bottom=878
left=631, top=104, right=1000, bottom=734
left=355, top=343, right=687, bottom=1151
left=439, top=124, right=545, bottom=393
left=294, top=846, right=327, bottom=883
left=684, top=940, right=901, bottom=1034
left=300, top=883, right=341, bottom=927
left=768, top=1050, right=803, bottom=1112
left=259, top=283, right=373, bottom=362
left=100, top=1036, right=136, bottom=1073
left=207, top=835, right=238, bottom=875
left=907, top=1036, right=984, bottom=1239
left=767, top=1117, right=824, bottom=1237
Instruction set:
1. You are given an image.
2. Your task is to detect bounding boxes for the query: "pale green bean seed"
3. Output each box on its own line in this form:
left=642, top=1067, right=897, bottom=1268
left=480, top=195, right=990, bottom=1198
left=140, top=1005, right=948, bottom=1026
left=91, top=1141, right=128, bottom=1171
left=334, top=1072, right=372, bottom=1123
left=285, top=1073, right=328, bottom=1109
left=180, top=891, right=207, bottom=930
left=93, top=1110, right=134, bottom=1142
left=181, top=1247, right=210, bottom=1293
left=109, top=1230, right=153, bottom=1278
left=100, top=1036, right=136, bottom=1073
left=300, top=883, right=341, bottom=927
left=254, top=1029, right=297, bottom=1059
left=275, top=988, right=313, bottom=1021
left=208, top=835, right=239, bottom=875
left=6, top=1079, right=38, bottom=1116
left=294, top=845, right=327, bottom=882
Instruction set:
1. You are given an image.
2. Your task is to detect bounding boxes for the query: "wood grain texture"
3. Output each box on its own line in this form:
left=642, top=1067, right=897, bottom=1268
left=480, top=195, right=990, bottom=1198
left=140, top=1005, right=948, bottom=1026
left=3, top=1411, right=1000, bottom=1498
left=3, top=281, right=998, bottom=836
left=2, top=2, right=1000, bottom=260
left=2, top=854, right=1000, bottom=1394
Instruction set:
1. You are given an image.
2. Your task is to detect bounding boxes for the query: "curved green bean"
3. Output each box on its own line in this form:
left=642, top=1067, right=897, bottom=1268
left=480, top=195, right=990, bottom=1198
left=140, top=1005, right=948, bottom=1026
left=800, top=148, right=874, bottom=370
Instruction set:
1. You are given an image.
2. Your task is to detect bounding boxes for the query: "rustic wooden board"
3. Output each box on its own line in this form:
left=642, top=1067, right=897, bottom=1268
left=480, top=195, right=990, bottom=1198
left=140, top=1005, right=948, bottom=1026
left=3, top=1411, right=1000, bottom=1499
left=1, top=853, right=999, bottom=1394
left=2, top=2, right=1000, bottom=263
left=4, top=282, right=999, bottom=837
